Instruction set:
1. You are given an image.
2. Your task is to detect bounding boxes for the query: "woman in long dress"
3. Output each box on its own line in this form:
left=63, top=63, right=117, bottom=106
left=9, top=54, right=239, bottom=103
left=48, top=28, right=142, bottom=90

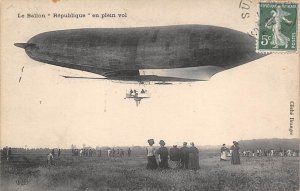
left=188, top=142, right=200, bottom=170
left=231, top=141, right=241, bottom=165
left=157, top=140, right=169, bottom=169
left=220, top=144, right=228, bottom=161
left=265, top=6, right=292, bottom=48
left=146, top=139, right=158, bottom=169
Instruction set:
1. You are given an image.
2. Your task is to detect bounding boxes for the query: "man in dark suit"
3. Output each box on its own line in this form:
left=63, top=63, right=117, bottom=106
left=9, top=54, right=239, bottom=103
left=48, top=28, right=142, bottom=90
left=180, top=142, right=189, bottom=169
left=169, top=145, right=181, bottom=169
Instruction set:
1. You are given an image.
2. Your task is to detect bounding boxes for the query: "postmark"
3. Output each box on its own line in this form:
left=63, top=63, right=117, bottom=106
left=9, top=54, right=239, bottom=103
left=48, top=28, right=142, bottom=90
left=257, top=2, right=298, bottom=53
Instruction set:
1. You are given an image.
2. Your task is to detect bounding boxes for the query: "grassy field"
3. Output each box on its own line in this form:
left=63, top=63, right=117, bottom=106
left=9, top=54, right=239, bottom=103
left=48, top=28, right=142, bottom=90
left=1, top=152, right=299, bottom=191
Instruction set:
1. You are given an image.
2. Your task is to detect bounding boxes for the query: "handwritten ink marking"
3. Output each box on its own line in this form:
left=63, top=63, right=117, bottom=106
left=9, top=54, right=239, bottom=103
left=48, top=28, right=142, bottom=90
left=19, top=66, right=24, bottom=83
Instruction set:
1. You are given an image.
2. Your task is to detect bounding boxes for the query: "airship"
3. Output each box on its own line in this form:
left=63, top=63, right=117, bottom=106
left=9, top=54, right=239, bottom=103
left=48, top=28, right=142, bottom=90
left=14, top=25, right=265, bottom=82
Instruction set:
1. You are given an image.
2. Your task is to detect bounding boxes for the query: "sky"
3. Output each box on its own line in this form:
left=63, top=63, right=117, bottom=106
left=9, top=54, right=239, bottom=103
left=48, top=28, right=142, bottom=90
left=1, top=0, right=299, bottom=148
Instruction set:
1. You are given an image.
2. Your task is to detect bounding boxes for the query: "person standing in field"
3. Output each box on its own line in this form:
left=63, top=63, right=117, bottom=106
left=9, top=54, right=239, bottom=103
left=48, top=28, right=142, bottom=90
left=112, top=148, right=116, bottom=158
left=51, top=149, right=55, bottom=157
left=220, top=144, right=228, bottom=161
left=259, top=148, right=263, bottom=157
left=256, top=148, right=260, bottom=157
left=180, top=142, right=189, bottom=169
left=169, top=145, right=181, bottom=169
left=231, top=141, right=241, bottom=165
left=107, top=148, right=112, bottom=157
left=47, top=152, right=54, bottom=166
left=188, top=142, right=200, bottom=170
left=157, top=140, right=169, bottom=169
left=7, top=147, right=12, bottom=161
left=146, top=139, right=158, bottom=170
left=119, top=149, right=123, bottom=158
left=2, top=147, right=7, bottom=161
left=127, top=148, right=131, bottom=157
left=58, top=149, right=61, bottom=157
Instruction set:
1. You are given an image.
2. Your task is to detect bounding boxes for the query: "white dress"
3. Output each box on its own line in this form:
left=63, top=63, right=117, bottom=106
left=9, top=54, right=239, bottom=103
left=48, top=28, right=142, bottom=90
left=220, top=146, right=228, bottom=160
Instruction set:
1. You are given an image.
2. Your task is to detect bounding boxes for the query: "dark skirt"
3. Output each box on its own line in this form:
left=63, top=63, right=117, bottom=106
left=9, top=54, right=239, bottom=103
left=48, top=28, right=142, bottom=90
left=231, top=151, right=241, bottom=165
left=147, top=156, right=158, bottom=169
left=188, top=153, right=200, bottom=170
left=159, top=157, right=169, bottom=169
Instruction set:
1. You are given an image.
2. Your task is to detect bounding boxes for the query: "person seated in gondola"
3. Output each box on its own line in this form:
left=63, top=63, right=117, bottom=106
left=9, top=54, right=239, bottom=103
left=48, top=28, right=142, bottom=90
left=141, top=89, right=146, bottom=94
left=129, top=89, right=133, bottom=95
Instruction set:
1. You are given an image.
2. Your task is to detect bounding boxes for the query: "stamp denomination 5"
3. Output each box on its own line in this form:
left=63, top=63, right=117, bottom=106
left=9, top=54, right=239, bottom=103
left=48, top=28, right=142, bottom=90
left=257, top=2, right=298, bottom=53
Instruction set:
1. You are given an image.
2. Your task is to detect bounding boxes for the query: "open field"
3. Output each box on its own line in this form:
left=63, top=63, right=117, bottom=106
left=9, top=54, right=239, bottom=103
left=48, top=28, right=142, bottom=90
left=1, top=152, right=299, bottom=191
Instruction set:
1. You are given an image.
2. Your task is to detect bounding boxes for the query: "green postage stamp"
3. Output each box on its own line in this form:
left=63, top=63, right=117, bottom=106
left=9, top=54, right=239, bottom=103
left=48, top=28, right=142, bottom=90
left=258, top=2, right=298, bottom=52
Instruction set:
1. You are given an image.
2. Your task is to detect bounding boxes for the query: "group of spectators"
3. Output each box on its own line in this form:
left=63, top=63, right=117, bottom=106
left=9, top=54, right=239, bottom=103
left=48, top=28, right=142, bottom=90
left=3, top=143, right=299, bottom=168
left=146, top=139, right=200, bottom=170
left=107, top=148, right=131, bottom=158
left=241, top=148, right=300, bottom=157
left=70, top=148, right=132, bottom=158
left=220, top=142, right=241, bottom=165
left=72, top=148, right=100, bottom=157
left=2, top=147, right=12, bottom=161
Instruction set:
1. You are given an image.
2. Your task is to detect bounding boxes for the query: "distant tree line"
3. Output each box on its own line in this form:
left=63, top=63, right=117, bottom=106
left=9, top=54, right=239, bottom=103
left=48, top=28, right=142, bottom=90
left=238, top=138, right=299, bottom=150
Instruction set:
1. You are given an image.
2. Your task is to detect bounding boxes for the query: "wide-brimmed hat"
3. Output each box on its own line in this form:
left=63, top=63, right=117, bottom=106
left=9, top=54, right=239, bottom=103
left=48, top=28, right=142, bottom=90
left=159, top=140, right=165, bottom=146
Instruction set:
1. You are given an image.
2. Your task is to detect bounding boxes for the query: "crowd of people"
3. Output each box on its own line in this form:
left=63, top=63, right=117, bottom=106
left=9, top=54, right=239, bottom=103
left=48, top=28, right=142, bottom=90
left=2, top=147, right=12, bottom=161
left=145, top=139, right=200, bottom=170
left=145, top=140, right=244, bottom=170
left=70, top=148, right=132, bottom=158
left=219, top=143, right=299, bottom=165
left=71, top=148, right=100, bottom=157
left=240, top=148, right=300, bottom=157
left=2, top=142, right=299, bottom=168
left=107, top=148, right=131, bottom=158
left=46, top=147, right=132, bottom=165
